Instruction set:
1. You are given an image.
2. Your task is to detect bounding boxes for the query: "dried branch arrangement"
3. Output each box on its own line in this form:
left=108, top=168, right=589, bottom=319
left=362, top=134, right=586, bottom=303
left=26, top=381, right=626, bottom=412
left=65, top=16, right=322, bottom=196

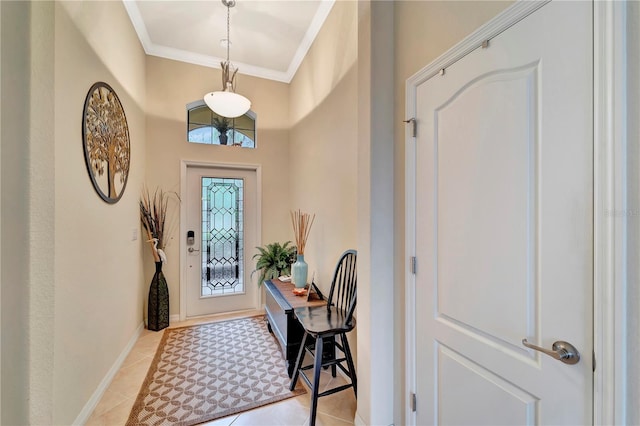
left=290, top=209, right=315, bottom=255
left=140, top=187, right=178, bottom=262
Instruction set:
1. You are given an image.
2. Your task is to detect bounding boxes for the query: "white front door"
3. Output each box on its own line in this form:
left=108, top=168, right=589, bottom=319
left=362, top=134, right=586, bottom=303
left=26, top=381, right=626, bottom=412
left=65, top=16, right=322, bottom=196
left=185, top=165, right=258, bottom=317
left=413, top=2, right=593, bottom=424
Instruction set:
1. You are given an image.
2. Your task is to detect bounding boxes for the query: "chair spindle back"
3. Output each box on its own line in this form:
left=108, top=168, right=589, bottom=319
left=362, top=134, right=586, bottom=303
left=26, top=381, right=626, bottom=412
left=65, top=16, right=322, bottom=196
left=327, top=250, right=357, bottom=323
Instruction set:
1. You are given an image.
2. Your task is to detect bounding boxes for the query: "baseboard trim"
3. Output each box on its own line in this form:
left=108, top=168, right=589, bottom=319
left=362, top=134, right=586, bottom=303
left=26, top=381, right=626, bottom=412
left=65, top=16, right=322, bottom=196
left=353, top=411, right=392, bottom=426
left=144, top=314, right=180, bottom=326
left=72, top=321, right=144, bottom=425
left=354, top=411, right=367, bottom=426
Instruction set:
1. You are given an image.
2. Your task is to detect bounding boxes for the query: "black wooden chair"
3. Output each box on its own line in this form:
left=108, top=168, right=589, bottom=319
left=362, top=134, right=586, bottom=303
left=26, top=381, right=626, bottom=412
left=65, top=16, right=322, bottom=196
left=289, top=249, right=357, bottom=426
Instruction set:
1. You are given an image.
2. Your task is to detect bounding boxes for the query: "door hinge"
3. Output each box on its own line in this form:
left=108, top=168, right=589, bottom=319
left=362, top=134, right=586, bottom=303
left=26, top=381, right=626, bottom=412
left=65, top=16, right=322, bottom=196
left=404, top=117, right=416, bottom=137
left=593, top=350, right=596, bottom=372
left=410, top=256, right=417, bottom=274
left=410, top=392, right=417, bottom=412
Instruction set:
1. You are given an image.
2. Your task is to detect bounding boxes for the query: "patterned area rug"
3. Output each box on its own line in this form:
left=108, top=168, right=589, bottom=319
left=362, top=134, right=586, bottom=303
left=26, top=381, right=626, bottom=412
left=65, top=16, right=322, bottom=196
left=126, top=316, right=305, bottom=425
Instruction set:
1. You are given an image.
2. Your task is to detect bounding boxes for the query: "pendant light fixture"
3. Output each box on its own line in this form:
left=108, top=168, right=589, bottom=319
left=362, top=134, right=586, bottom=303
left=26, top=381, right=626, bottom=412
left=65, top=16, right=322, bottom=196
left=204, top=0, right=251, bottom=118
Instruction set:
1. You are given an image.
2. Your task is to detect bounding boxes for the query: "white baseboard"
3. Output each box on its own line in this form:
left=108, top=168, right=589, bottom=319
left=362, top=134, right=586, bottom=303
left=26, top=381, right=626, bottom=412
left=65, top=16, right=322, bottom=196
left=73, top=321, right=144, bottom=425
left=353, top=411, right=393, bottom=426
left=144, top=314, right=180, bottom=326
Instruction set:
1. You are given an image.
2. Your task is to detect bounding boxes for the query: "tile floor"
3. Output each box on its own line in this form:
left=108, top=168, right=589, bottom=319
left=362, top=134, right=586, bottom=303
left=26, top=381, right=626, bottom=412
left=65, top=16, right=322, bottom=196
left=86, top=309, right=356, bottom=425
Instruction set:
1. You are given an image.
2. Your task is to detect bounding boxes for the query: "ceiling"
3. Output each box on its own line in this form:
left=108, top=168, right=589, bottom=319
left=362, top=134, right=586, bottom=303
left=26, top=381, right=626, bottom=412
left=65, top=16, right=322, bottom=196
left=123, top=0, right=335, bottom=83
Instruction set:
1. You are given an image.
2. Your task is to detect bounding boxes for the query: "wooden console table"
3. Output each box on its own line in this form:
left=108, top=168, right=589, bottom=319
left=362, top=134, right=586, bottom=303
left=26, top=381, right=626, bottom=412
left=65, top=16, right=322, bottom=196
left=264, top=279, right=327, bottom=377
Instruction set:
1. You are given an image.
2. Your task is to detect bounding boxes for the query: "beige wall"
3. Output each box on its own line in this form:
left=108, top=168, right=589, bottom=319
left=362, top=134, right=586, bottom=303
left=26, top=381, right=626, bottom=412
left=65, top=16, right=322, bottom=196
left=145, top=56, right=291, bottom=315
left=356, top=1, right=395, bottom=423
left=1, top=1, right=32, bottom=423
left=288, top=0, right=359, bottom=415
left=1, top=2, right=58, bottom=423
left=0, top=2, right=3, bottom=422
left=53, top=1, right=147, bottom=424
left=1, top=1, right=146, bottom=423
left=627, top=2, right=640, bottom=424
left=288, top=0, right=357, bottom=296
left=392, top=1, right=511, bottom=424
left=30, top=3, right=56, bottom=422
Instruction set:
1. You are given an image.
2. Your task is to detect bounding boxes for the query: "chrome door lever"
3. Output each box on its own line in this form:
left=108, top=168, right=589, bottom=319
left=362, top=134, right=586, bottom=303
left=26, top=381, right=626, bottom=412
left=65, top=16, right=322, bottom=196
left=522, top=338, right=580, bottom=365
left=188, top=247, right=200, bottom=253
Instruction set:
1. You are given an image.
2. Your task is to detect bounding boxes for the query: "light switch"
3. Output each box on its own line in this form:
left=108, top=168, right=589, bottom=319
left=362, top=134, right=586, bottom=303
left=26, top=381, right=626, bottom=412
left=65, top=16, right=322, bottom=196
left=132, top=227, right=138, bottom=241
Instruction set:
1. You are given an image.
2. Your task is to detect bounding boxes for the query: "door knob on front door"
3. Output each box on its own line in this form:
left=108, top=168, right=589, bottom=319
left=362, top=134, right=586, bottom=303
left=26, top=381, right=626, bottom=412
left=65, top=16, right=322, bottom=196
left=188, top=247, right=199, bottom=253
left=522, top=339, right=580, bottom=365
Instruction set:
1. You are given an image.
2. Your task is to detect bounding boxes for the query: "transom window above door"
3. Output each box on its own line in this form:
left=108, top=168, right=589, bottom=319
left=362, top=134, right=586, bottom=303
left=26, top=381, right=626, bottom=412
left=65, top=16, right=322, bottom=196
left=186, top=100, right=256, bottom=148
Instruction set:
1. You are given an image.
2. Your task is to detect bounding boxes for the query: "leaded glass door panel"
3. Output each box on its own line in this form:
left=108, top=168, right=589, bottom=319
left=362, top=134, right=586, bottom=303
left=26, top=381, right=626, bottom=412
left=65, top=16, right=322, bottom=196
left=201, top=177, right=244, bottom=296
left=185, top=166, right=258, bottom=317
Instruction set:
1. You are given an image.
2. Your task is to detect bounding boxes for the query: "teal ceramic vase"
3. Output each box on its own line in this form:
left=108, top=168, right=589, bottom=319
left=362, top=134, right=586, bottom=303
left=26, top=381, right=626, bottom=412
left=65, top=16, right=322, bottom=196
left=291, top=254, right=308, bottom=288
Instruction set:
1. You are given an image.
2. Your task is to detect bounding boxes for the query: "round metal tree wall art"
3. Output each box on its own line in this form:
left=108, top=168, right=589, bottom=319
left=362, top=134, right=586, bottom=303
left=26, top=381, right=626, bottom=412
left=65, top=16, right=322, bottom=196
left=82, top=82, right=131, bottom=203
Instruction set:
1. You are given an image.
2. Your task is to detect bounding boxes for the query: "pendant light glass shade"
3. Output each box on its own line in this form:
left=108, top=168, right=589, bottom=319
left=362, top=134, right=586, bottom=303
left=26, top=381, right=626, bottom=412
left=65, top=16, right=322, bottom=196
left=204, top=89, right=251, bottom=118
left=204, top=0, right=251, bottom=119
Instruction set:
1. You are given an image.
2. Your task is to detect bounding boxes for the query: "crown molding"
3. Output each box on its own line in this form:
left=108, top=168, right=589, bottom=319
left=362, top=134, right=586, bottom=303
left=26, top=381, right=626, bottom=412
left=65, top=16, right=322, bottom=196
left=122, top=0, right=335, bottom=84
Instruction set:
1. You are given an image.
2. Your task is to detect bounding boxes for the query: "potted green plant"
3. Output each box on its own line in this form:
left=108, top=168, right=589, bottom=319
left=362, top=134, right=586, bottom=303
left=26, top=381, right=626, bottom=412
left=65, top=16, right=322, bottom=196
left=213, top=117, right=231, bottom=145
left=252, top=241, right=297, bottom=286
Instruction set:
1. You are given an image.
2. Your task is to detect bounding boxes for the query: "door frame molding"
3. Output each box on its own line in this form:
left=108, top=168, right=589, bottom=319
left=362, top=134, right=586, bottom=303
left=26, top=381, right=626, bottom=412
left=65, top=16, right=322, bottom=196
left=404, top=1, right=627, bottom=424
left=593, top=1, right=628, bottom=424
left=179, top=160, right=263, bottom=321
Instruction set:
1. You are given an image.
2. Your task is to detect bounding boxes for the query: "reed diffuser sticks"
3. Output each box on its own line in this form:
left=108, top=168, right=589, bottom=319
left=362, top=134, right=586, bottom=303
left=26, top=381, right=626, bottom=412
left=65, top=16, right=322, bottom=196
left=290, top=209, right=315, bottom=255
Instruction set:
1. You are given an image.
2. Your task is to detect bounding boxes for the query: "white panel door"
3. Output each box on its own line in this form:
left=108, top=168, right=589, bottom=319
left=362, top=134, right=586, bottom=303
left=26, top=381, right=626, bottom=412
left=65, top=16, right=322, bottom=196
left=185, top=166, right=258, bottom=317
left=414, top=2, right=592, bottom=424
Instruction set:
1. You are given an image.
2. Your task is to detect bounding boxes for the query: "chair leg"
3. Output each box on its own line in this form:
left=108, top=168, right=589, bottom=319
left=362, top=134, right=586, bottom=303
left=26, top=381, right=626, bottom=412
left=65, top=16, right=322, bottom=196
left=309, top=336, right=324, bottom=426
left=290, top=331, right=308, bottom=391
left=341, top=333, right=357, bottom=398
left=330, top=336, right=337, bottom=378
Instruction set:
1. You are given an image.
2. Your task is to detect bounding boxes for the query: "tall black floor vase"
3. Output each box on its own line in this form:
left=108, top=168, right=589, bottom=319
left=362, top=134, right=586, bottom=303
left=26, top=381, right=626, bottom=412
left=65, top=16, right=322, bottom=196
left=148, top=261, right=169, bottom=331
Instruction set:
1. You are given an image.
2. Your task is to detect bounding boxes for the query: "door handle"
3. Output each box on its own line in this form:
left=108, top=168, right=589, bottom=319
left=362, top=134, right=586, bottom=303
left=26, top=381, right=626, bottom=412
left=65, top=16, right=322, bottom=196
left=522, top=338, right=580, bottom=365
left=188, top=247, right=200, bottom=253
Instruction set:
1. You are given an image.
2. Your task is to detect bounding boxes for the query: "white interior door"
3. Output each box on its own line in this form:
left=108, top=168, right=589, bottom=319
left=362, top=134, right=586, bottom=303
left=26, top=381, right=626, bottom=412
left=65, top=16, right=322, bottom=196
left=185, top=165, right=258, bottom=317
left=413, top=2, right=593, bottom=424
